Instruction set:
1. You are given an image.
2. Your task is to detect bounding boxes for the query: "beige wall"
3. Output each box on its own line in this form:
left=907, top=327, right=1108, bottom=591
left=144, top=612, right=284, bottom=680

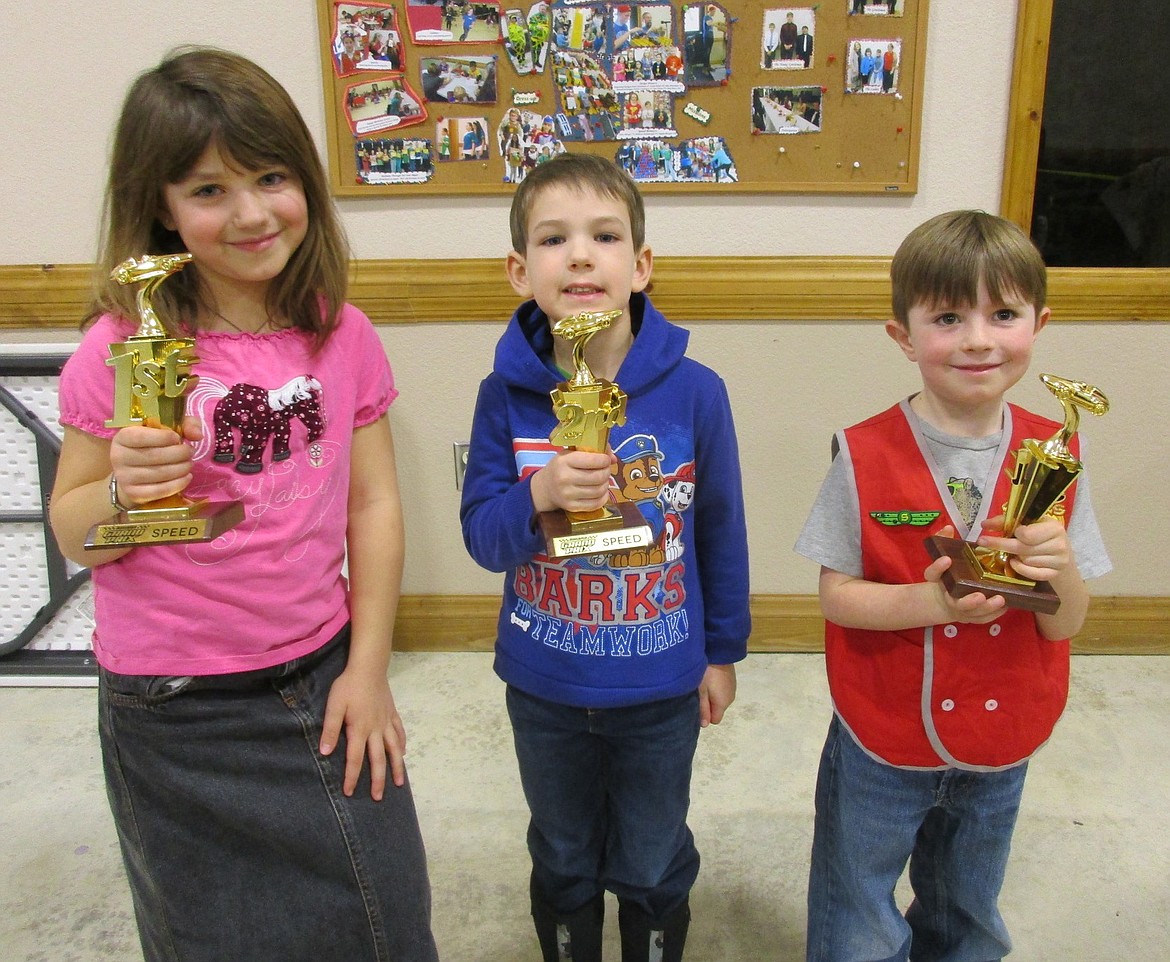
left=1, top=1, right=1162, bottom=598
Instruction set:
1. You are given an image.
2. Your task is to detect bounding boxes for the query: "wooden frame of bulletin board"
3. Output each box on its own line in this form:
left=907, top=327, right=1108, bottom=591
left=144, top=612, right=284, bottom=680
left=317, top=0, right=928, bottom=196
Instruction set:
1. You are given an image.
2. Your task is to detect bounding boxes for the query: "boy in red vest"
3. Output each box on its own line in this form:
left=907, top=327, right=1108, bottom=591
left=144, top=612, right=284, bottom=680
left=796, top=210, right=1111, bottom=962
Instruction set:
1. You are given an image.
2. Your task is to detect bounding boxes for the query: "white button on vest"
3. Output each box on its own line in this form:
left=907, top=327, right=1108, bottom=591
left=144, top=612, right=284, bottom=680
left=989, top=623, right=1002, bottom=637
left=985, top=699, right=999, bottom=711
left=941, top=699, right=955, bottom=711
left=943, top=624, right=958, bottom=638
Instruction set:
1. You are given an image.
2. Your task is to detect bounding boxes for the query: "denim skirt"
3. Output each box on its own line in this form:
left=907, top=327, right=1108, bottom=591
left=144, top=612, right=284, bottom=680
left=98, top=625, right=438, bottom=962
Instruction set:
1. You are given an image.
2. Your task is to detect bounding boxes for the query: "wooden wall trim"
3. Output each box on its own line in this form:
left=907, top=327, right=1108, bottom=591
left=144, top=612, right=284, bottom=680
left=4, top=258, right=1168, bottom=329
left=395, top=594, right=1170, bottom=655
left=1000, top=0, right=1053, bottom=230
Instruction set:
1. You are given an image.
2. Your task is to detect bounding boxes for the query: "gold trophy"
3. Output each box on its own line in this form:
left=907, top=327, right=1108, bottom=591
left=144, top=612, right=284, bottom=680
left=537, top=310, right=654, bottom=558
left=925, top=373, right=1109, bottom=614
left=84, top=253, right=245, bottom=550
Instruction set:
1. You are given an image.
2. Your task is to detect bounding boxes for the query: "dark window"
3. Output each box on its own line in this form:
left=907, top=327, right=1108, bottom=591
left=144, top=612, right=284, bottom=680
left=1031, top=0, right=1170, bottom=266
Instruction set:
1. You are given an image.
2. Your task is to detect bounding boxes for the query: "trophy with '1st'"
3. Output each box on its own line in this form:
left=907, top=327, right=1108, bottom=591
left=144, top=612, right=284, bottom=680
left=924, top=373, right=1109, bottom=614
left=537, top=310, right=653, bottom=558
left=84, top=253, right=245, bottom=550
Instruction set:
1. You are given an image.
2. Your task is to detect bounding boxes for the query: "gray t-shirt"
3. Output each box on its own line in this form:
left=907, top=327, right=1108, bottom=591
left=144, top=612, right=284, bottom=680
left=795, top=399, right=1112, bottom=580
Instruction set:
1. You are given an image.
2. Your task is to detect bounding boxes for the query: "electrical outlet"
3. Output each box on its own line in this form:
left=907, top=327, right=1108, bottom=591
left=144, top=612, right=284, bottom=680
left=452, top=441, right=470, bottom=490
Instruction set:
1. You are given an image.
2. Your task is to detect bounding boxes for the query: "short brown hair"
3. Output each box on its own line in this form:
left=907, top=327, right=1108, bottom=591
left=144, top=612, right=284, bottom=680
left=509, top=152, right=645, bottom=253
left=890, top=210, right=1047, bottom=326
left=92, top=47, right=347, bottom=345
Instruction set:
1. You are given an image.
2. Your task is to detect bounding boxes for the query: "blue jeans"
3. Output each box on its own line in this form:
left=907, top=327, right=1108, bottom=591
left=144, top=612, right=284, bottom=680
left=99, top=626, right=438, bottom=962
left=806, top=716, right=1027, bottom=962
left=506, top=685, right=701, bottom=921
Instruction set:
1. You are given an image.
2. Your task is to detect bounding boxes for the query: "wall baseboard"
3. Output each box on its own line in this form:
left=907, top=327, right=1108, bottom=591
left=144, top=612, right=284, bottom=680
left=394, top=594, right=1169, bottom=655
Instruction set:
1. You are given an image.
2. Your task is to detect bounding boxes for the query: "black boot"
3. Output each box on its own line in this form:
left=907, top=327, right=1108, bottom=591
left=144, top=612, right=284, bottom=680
left=531, top=888, right=605, bottom=962
left=617, top=898, right=690, bottom=962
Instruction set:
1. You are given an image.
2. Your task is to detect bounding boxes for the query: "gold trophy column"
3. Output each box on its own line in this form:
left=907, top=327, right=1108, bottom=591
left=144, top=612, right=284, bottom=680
left=538, top=310, right=653, bottom=559
left=84, top=254, right=245, bottom=550
left=924, top=374, right=1109, bottom=613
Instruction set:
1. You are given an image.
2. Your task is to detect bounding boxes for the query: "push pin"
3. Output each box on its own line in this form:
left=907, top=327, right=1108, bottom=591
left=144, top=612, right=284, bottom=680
left=778, top=145, right=786, bottom=153
left=853, top=161, right=861, bottom=169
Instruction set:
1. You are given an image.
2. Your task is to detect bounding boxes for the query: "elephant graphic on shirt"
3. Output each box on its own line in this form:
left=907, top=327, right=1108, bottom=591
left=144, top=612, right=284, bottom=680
left=212, top=375, right=324, bottom=473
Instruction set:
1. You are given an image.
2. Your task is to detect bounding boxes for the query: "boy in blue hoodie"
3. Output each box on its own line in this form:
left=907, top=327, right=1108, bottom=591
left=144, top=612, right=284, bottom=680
left=460, top=153, right=750, bottom=962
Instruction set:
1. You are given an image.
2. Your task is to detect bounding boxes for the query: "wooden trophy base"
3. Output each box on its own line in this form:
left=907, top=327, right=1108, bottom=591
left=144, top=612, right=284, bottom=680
left=85, top=500, right=245, bottom=550
left=924, top=535, right=1060, bottom=614
left=539, top=501, right=654, bottom=558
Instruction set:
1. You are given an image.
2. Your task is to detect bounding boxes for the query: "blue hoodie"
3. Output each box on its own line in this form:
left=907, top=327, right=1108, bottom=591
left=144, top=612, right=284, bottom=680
left=460, top=293, right=750, bottom=708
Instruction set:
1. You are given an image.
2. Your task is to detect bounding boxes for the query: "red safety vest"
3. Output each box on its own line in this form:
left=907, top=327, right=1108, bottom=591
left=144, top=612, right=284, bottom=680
left=826, top=401, right=1077, bottom=770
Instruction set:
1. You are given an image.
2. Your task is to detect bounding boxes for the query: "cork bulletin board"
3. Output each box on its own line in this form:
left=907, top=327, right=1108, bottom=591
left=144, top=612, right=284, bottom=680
left=316, top=1, right=928, bottom=195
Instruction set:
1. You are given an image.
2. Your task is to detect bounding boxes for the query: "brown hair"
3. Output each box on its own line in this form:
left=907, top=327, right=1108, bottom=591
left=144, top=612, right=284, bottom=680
left=509, top=152, right=646, bottom=253
left=890, top=210, right=1047, bottom=326
left=91, top=47, right=348, bottom=346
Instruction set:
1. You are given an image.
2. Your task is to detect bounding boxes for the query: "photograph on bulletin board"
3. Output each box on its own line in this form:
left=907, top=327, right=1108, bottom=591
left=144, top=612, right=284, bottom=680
left=317, top=1, right=928, bottom=195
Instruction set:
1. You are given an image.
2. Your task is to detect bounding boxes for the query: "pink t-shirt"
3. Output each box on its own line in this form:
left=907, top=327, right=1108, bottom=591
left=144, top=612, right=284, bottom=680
left=58, top=304, right=395, bottom=675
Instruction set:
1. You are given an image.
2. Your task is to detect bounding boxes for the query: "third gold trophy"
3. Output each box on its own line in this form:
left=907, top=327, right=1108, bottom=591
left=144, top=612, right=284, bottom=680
left=925, top=373, right=1109, bottom=614
left=84, top=253, right=244, bottom=550
left=537, top=310, right=653, bottom=558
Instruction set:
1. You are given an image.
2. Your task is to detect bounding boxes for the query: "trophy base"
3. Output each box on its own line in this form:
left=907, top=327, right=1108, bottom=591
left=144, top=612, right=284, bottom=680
left=84, top=499, right=245, bottom=550
left=539, top=502, right=654, bottom=559
left=924, top=535, right=1060, bottom=615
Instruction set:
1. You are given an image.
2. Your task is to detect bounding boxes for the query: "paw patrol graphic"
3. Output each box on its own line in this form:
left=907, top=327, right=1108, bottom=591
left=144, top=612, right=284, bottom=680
left=659, top=460, right=695, bottom=562
left=610, top=433, right=667, bottom=567
left=508, top=434, right=696, bottom=654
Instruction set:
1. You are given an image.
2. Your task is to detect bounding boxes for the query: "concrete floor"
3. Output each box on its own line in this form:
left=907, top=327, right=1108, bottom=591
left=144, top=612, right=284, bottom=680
left=2, top=652, right=1168, bottom=961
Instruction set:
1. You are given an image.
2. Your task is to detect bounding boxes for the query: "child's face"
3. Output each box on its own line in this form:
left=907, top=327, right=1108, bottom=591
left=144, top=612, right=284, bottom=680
left=886, top=278, right=1050, bottom=424
left=506, top=183, right=651, bottom=325
left=159, top=142, right=307, bottom=302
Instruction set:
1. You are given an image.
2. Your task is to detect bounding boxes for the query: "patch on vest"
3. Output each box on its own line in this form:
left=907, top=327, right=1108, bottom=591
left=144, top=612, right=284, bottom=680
left=869, top=510, right=941, bottom=527
left=946, top=476, right=982, bottom=529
